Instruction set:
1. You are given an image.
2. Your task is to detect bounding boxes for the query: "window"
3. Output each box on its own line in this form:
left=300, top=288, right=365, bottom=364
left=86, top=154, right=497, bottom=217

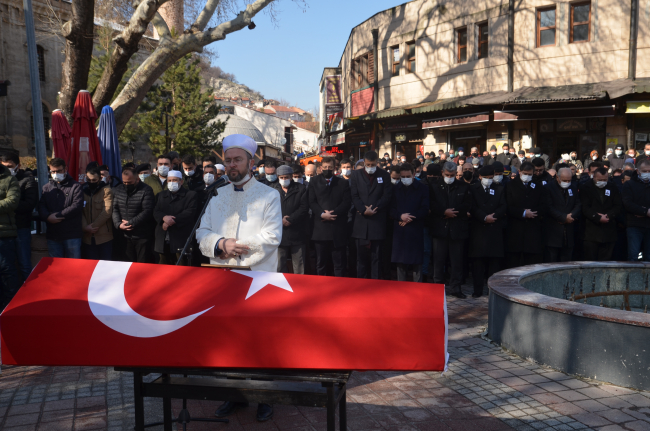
left=352, top=53, right=369, bottom=90
left=570, top=2, right=591, bottom=43
left=478, top=23, right=489, bottom=59
left=392, top=45, right=400, bottom=76
left=537, top=7, right=556, bottom=47
left=457, top=28, right=467, bottom=62
left=37, top=45, right=45, bottom=82
left=406, top=41, right=416, bottom=73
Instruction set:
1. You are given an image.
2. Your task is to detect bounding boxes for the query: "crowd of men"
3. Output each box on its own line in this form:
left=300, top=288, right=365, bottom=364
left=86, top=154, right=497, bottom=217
left=0, top=141, right=650, bottom=307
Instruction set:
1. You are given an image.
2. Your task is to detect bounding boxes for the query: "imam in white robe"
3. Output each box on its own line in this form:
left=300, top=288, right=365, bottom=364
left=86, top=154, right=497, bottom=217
left=197, top=177, right=282, bottom=272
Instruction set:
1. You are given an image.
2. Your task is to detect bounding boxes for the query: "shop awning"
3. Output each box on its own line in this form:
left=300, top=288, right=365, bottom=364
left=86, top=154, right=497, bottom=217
left=355, top=107, right=407, bottom=121
left=595, top=78, right=650, bottom=99
left=626, top=101, right=650, bottom=114
left=408, top=96, right=477, bottom=114
left=466, top=83, right=607, bottom=105
left=494, top=105, right=615, bottom=121
left=422, top=112, right=489, bottom=129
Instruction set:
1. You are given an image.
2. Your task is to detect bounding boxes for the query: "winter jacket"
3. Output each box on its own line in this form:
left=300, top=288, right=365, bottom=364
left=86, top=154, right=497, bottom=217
left=0, top=164, right=20, bottom=238
left=581, top=180, right=622, bottom=244
left=111, top=181, right=155, bottom=239
left=272, top=181, right=309, bottom=247
left=622, top=172, right=650, bottom=229
left=144, top=173, right=188, bottom=197
left=505, top=177, right=549, bottom=253
left=183, top=168, right=205, bottom=192
left=153, top=187, right=198, bottom=254
left=428, top=178, right=472, bottom=240
left=38, top=174, right=83, bottom=241
left=349, top=167, right=393, bottom=241
left=82, top=182, right=114, bottom=245
left=14, top=169, right=38, bottom=230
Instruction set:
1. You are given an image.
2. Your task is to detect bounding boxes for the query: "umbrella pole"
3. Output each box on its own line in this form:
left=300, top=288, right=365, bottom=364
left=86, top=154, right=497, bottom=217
left=23, top=0, right=49, bottom=232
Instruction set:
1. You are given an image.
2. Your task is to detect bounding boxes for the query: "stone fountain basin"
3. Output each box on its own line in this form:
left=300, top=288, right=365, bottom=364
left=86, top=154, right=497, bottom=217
left=488, top=262, right=650, bottom=391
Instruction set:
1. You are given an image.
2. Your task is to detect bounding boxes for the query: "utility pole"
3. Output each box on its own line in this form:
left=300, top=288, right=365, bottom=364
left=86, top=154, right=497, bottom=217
left=23, top=0, right=49, bottom=198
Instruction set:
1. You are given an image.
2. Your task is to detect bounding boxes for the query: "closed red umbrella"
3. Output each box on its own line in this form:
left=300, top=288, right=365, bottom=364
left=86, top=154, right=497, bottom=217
left=51, top=109, right=71, bottom=164
left=69, top=90, right=102, bottom=183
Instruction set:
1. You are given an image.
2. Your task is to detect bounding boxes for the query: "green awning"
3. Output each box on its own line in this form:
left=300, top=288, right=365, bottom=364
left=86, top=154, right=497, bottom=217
left=408, top=96, right=476, bottom=114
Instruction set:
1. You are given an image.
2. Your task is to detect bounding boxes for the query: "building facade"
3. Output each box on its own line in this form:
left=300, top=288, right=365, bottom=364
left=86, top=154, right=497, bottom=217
left=323, top=0, right=650, bottom=164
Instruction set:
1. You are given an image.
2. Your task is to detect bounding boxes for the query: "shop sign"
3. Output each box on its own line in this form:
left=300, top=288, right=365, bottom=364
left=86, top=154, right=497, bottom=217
left=325, top=75, right=342, bottom=104
left=557, top=118, right=586, bottom=132
left=395, top=134, right=407, bottom=142
left=327, top=112, right=344, bottom=133
left=636, top=133, right=648, bottom=142
left=326, top=104, right=344, bottom=115
left=325, top=146, right=345, bottom=154
left=333, top=132, right=345, bottom=146
left=384, top=122, right=418, bottom=131
left=606, top=138, right=618, bottom=147
left=626, top=101, right=650, bottom=114
left=495, top=133, right=508, bottom=141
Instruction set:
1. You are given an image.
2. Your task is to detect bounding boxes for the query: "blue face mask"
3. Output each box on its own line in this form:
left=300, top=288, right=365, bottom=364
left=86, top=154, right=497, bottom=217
left=266, top=174, right=277, bottom=182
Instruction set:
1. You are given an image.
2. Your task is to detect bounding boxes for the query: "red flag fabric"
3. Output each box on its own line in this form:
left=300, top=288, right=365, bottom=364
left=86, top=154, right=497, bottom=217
left=69, top=91, right=102, bottom=183
left=51, top=110, right=71, bottom=164
left=1, top=258, right=448, bottom=371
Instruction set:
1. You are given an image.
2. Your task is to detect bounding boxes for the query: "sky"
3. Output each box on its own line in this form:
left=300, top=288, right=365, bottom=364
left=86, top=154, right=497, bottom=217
left=211, top=0, right=401, bottom=113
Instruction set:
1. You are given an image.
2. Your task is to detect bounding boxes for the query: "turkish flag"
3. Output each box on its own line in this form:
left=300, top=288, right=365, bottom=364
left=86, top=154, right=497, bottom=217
left=1, top=258, right=448, bottom=371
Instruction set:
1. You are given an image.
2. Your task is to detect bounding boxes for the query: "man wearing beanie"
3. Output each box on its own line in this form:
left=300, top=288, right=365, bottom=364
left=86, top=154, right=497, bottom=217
left=485, top=145, right=498, bottom=166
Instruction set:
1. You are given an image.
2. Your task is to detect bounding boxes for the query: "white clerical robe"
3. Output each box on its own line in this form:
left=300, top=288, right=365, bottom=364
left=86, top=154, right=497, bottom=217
left=197, top=177, right=282, bottom=272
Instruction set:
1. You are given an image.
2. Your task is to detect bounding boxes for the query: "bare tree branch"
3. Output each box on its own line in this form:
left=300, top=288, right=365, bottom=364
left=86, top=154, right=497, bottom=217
left=199, top=0, right=275, bottom=46
left=152, top=11, right=171, bottom=39
left=91, top=0, right=169, bottom=113
left=190, top=0, right=222, bottom=32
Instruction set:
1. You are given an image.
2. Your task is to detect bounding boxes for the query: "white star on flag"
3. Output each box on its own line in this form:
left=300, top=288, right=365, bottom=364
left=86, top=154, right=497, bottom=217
left=232, top=270, right=294, bottom=300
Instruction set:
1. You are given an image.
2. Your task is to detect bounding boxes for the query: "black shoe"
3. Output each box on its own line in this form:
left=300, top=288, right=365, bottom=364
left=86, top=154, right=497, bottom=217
left=472, top=293, right=483, bottom=298
left=215, top=401, right=248, bottom=418
left=256, top=403, right=273, bottom=422
left=451, top=290, right=467, bottom=299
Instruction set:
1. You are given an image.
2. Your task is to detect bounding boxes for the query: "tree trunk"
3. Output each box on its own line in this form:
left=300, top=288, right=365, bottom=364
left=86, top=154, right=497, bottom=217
left=92, top=0, right=169, bottom=115
left=57, top=0, right=96, bottom=125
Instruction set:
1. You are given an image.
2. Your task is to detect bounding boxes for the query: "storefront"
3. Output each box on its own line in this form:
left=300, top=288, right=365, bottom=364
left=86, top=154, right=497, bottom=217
left=384, top=121, right=421, bottom=161
left=347, top=132, right=371, bottom=161
left=422, top=112, right=490, bottom=154
left=536, top=117, right=607, bottom=162
left=626, top=102, right=650, bottom=151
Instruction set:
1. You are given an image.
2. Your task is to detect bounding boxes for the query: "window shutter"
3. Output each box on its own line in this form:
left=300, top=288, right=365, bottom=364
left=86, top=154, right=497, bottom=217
left=368, top=52, right=375, bottom=84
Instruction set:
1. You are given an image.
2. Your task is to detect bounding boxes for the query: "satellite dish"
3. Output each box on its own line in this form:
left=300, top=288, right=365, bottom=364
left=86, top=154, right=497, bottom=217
left=281, top=137, right=287, bottom=145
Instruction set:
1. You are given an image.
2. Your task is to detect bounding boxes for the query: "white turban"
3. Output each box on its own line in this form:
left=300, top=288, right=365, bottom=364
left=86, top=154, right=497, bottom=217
left=215, top=164, right=226, bottom=171
left=223, top=134, right=257, bottom=157
left=167, top=170, right=182, bottom=180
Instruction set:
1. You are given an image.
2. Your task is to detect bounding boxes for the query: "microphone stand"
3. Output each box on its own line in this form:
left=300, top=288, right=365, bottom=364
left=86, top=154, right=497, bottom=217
left=176, top=177, right=230, bottom=266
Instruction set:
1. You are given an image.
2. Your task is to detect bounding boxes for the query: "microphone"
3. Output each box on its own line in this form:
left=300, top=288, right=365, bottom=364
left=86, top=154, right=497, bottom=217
left=206, top=176, right=230, bottom=194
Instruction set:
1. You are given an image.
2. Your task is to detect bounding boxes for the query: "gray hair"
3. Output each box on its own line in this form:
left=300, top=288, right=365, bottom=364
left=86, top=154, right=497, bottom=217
left=558, top=167, right=572, bottom=178
left=443, top=161, right=457, bottom=173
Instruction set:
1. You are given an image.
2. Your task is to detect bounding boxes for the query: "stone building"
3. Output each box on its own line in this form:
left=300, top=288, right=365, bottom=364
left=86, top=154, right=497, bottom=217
left=323, top=0, right=650, bottom=164
left=0, top=0, right=156, bottom=157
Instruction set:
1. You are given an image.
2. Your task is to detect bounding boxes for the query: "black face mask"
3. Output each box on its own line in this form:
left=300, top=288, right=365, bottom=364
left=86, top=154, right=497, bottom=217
left=125, top=184, right=136, bottom=194
left=322, top=169, right=334, bottom=179
left=87, top=181, right=100, bottom=191
left=471, top=152, right=478, bottom=157
left=462, top=171, right=473, bottom=181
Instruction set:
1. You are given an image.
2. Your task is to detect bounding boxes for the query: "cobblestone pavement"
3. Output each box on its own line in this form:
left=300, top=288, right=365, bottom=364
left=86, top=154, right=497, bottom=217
left=2, top=285, right=650, bottom=431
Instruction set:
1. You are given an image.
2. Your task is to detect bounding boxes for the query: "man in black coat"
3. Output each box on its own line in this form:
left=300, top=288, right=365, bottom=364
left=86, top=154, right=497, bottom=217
left=308, top=157, right=351, bottom=277
left=153, top=170, right=198, bottom=265
left=349, top=151, right=392, bottom=279
left=1, top=152, right=37, bottom=282
left=511, top=150, right=526, bottom=170
left=496, top=144, right=513, bottom=166
left=181, top=154, right=205, bottom=192
left=259, top=160, right=279, bottom=187
left=581, top=167, right=622, bottom=261
left=484, top=145, right=498, bottom=166
left=505, top=161, right=548, bottom=267
left=531, top=147, right=550, bottom=169
left=112, top=167, right=155, bottom=263
left=532, top=157, right=553, bottom=187
left=274, top=165, right=309, bottom=274
left=544, top=167, right=581, bottom=262
left=622, top=159, right=650, bottom=261
left=429, top=161, right=471, bottom=298
left=468, top=165, right=507, bottom=298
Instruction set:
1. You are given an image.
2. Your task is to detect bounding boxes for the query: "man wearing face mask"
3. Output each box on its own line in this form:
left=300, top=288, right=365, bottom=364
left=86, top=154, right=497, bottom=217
left=505, top=162, right=548, bottom=267
left=181, top=155, right=205, bottom=192
left=485, top=145, right=498, bottom=166
left=260, top=160, right=279, bottom=187
left=144, top=154, right=175, bottom=197
left=112, top=167, right=155, bottom=263
left=349, top=151, right=392, bottom=279
left=304, top=164, right=316, bottom=185
left=580, top=167, right=622, bottom=261
left=567, top=151, right=584, bottom=172
left=531, top=147, right=550, bottom=169
left=532, top=158, right=552, bottom=186
left=389, top=163, right=429, bottom=282
left=462, top=163, right=476, bottom=184
left=469, top=165, right=507, bottom=297
left=608, top=144, right=626, bottom=171
left=429, top=162, right=471, bottom=298
left=544, top=168, right=581, bottom=262
left=622, top=159, right=650, bottom=261
left=389, top=165, right=401, bottom=185
left=0, top=152, right=37, bottom=282
left=153, top=171, right=198, bottom=265
left=81, top=166, right=114, bottom=261
left=255, top=160, right=266, bottom=180
left=635, top=144, right=650, bottom=166
left=340, top=160, right=353, bottom=180
left=272, top=165, right=309, bottom=274
left=511, top=150, right=526, bottom=170
left=99, top=165, right=122, bottom=189
left=452, top=147, right=464, bottom=164
left=39, top=158, right=84, bottom=259
left=0, top=157, right=20, bottom=307
left=491, top=162, right=509, bottom=188
left=496, top=144, right=513, bottom=166
left=136, top=163, right=152, bottom=183
left=469, top=147, right=482, bottom=166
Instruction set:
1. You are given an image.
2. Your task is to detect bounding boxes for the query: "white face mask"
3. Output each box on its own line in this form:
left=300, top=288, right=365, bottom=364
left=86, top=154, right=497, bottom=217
left=444, top=176, right=454, bottom=185
left=139, top=173, right=150, bottom=182
left=204, top=173, right=215, bottom=185
left=305, top=176, right=312, bottom=183
left=265, top=174, right=277, bottom=182
left=560, top=181, right=571, bottom=189
left=391, top=178, right=399, bottom=185
left=646, top=151, right=650, bottom=156
left=341, top=169, right=351, bottom=176
left=481, top=178, right=493, bottom=188
left=279, top=178, right=291, bottom=187
left=401, top=177, right=413, bottom=186
left=8, top=167, right=17, bottom=176
left=259, top=167, right=265, bottom=174
left=640, top=172, right=650, bottom=182
left=293, top=177, right=304, bottom=184
left=458, top=152, right=464, bottom=156
left=595, top=181, right=607, bottom=188
left=101, top=176, right=108, bottom=183
left=615, top=150, right=623, bottom=156
left=504, top=150, right=509, bottom=154
left=520, top=174, right=533, bottom=183
left=365, top=166, right=377, bottom=175
left=473, top=165, right=479, bottom=169
left=490, top=152, right=496, bottom=157
left=52, top=172, right=65, bottom=182
left=493, top=174, right=503, bottom=183
left=401, top=159, right=406, bottom=163
left=167, top=182, right=180, bottom=192
left=184, top=169, right=195, bottom=177
left=592, top=156, right=598, bottom=160
left=158, top=166, right=169, bottom=177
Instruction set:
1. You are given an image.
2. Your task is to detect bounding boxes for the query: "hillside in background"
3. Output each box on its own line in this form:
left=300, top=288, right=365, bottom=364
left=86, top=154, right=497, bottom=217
left=198, top=58, right=265, bottom=101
